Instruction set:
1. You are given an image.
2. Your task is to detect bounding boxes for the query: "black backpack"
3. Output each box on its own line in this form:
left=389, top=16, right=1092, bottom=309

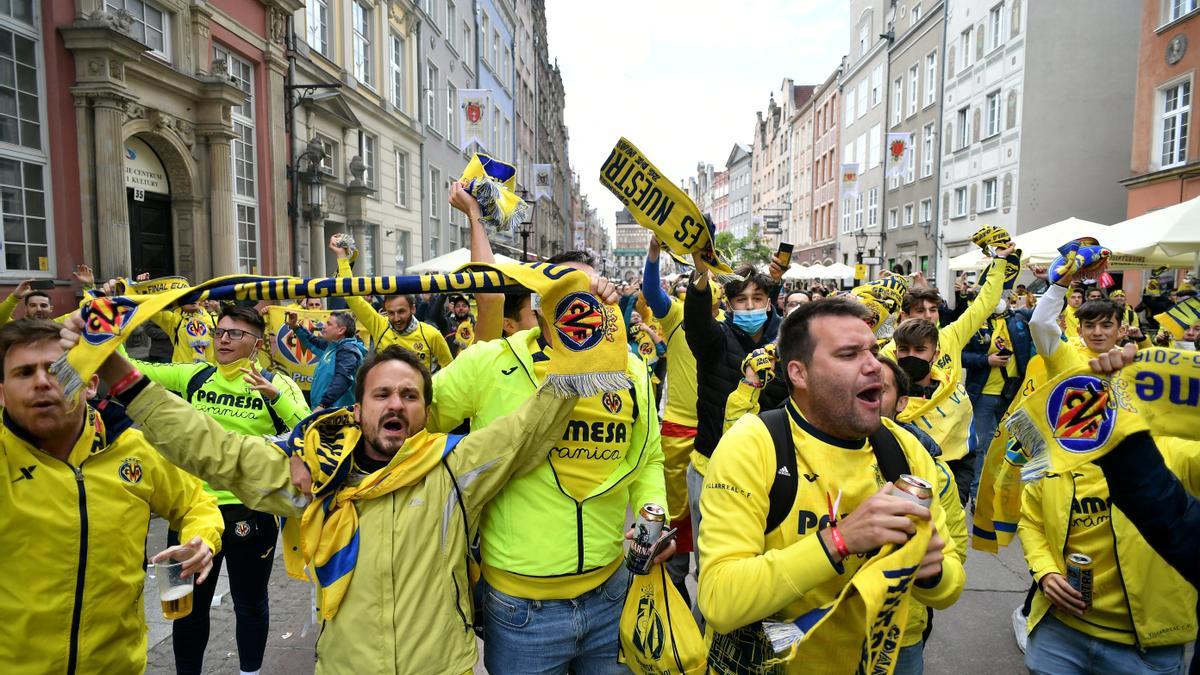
left=185, top=366, right=289, bottom=435
left=759, top=407, right=910, bottom=534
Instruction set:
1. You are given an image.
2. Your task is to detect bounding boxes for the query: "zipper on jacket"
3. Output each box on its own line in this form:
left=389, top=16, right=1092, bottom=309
left=575, top=502, right=585, bottom=574
left=67, top=465, right=88, bottom=675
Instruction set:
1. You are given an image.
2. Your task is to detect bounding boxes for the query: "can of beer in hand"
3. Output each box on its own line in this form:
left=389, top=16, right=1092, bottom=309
left=889, top=474, right=934, bottom=509
left=1066, top=552, right=1094, bottom=611
left=626, top=503, right=666, bottom=575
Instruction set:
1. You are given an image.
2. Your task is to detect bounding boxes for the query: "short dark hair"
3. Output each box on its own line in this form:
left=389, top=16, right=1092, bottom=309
left=1075, top=299, right=1121, bottom=324
left=330, top=311, right=356, bottom=336
left=0, top=319, right=62, bottom=381
left=547, top=250, right=596, bottom=268
left=723, top=263, right=776, bottom=299
left=778, top=297, right=872, bottom=368
left=219, top=304, right=266, bottom=335
left=877, top=355, right=910, bottom=399
left=384, top=294, right=417, bottom=309
left=23, top=290, right=51, bottom=305
left=1068, top=287, right=1085, bottom=298
left=503, top=292, right=531, bottom=320
left=903, top=288, right=941, bottom=313
left=354, top=345, right=432, bottom=405
left=893, top=319, right=940, bottom=350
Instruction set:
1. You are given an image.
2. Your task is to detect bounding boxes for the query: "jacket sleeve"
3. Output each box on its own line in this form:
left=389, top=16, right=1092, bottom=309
left=698, top=415, right=845, bottom=633
left=1017, top=476, right=1060, bottom=583
left=269, top=373, right=312, bottom=428
left=0, top=291, right=18, bottom=326
left=150, top=308, right=181, bottom=341
left=935, top=459, right=967, bottom=564
left=908, top=450, right=966, bottom=609
left=1096, top=432, right=1200, bottom=586
left=446, top=389, right=576, bottom=524
left=642, top=256, right=672, bottom=319
left=125, top=381, right=308, bottom=518
left=960, top=333, right=991, bottom=372
left=940, top=257, right=1005, bottom=355
left=294, top=324, right=328, bottom=354
left=684, top=280, right=724, bottom=363
left=319, top=345, right=361, bottom=408
left=723, top=380, right=762, bottom=433
left=132, top=358, right=195, bottom=395
left=145, top=451, right=225, bottom=556
left=335, top=257, right=389, bottom=342
left=427, top=339, right=490, bottom=432
left=627, top=366, right=666, bottom=511
left=1030, top=284, right=1067, bottom=363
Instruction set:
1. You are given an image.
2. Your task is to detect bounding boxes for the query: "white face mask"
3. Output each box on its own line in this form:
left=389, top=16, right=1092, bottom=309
left=1176, top=341, right=1196, bottom=351
left=530, top=293, right=541, bottom=312
left=994, top=299, right=1008, bottom=316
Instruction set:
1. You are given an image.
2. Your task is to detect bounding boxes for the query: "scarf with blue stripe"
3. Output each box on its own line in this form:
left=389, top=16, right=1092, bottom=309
left=277, top=407, right=464, bottom=619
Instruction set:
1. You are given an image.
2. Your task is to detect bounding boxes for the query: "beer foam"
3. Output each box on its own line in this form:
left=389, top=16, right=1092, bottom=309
left=160, top=585, right=193, bottom=601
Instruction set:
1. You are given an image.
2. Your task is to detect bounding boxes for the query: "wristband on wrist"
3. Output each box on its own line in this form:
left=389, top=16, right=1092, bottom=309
left=109, top=369, right=143, bottom=397
left=829, top=526, right=851, bottom=559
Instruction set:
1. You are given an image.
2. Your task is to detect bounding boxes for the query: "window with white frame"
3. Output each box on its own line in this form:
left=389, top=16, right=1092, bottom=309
left=446, top=2, right=457, bottom=49
left=426, top=62, right=439, bottom=134
left=1160, top=80, right=1191, bottom=168
left=904, top=147, right=915, bottom=184
left=956, top=107, right=970, bottom=149
left=106, top=0, right=170, bottom=58
left=954, top=186, right=968, bottom=216
left=429, top=164, right=441, bottom=222
left=856, top=133, right=866, bottom=171
left=502, top=116, right=511, bottom=157
left=492, top=30, right=500, bottom=72
left=922, top=123, right=934, bottom=177
left=352, top=1, right=373, bottom=87
left=316, top=135, right=337, bottom=176
left=394, top=149, right=408, bottom=207
left=1172, top=0, right=1198, bottom=21
left=889, top=166, right=900, bottom=190
left=892, top=77, right=903, bottom=126
left=989, top=4, right=1004, bottom=51
left=859, top=24, right=868, bottom=57
left=960, top=29, right=972, bottom=71
left=462, top=22, right=473, bottom=64
left=362, top=133, right=377, bottom=189
left=0, top=5, right=49, bottom=275
left=359, top=223, right=377, bottom=275
left=857, top=79, right=868, bottom=118
left=871, top=65, right=882, bottom=107
left=908, top=65, right=918, bottom=117
left=854, top=194, right=863, bottom=229
left=985, top=90, right=1001, bottom=137
left=503, top=46, right=512, bottom=87
left=305, top=0, right=329, bottom=56
left=868, top=187, right=878, bottom=226
left=480, top=13, right=491, bottom=64
left=842, top=199, right=852, bottom=233
left=920, top=198, right=932, bottom=223
left=492, top=104, right=500, bottom=152
left=869, top=124, right=881, bottom=168
left=924, top=51, right=937, bottom=106
left=446, top=82, right=457, bottom=145
left=904, top=203, right=914, bottom=227
left=911, top=3, right=921, bottom=24
left=390, top=34, right=405, bottom=111
left=888, top=207, right=899, bottom=230
left=845, top=88, right=855, bottom=127
left=982, top=177, right=997, bottom=210
left=214, top=46, right=259, bottom=273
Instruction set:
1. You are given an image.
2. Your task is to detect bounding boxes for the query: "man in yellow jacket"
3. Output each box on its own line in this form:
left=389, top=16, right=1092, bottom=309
left=58, top=314, right=580, bottom=675
left=699, top=299, right=965, bottom=673
left=0, top=319, right=222, bottom=674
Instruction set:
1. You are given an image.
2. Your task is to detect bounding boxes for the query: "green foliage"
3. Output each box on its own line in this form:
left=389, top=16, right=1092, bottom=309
left=714, top=225, right=773, bottom=267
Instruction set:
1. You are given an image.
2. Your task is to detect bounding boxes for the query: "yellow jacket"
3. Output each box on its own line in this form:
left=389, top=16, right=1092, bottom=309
left=151, top=307, right=216, bottom=364
left=1018, top=437, right=1199, bottom=648
left=0, top=406, right=222, bottom=674
left=123, top=380, right=575, bottom=675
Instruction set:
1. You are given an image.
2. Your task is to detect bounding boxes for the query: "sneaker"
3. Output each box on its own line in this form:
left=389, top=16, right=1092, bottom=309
left=1011, top=605, right=1028, bottom=653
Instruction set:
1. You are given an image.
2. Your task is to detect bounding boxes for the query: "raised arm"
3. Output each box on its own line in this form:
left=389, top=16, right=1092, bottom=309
left=452, top=181, right=504, bottom=343
left=330, top=245, right=389, bottom=340
left=641, top=239, right=673, bottom=320
left=939, top=250, right=1010, bottom=355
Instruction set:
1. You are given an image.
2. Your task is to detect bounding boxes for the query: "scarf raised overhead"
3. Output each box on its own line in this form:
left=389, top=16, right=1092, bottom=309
left=1006, top=348, right=1200, bottom=481
left=1155, top=296, right=1200, bottom=340
left=55, top=263, right=630, bottom=400
left=851, top=275, right=910, bottom=336
left=599, top=137, right=736, bottom=278
left=459, top=153, right=530, bottom=234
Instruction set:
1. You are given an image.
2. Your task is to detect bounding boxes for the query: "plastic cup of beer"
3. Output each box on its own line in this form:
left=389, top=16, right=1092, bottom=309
left=152, top=548, right=195, bottom=620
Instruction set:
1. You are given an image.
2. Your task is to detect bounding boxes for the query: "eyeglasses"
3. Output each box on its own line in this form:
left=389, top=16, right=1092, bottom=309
left=214, top=328, right=261, bottom=341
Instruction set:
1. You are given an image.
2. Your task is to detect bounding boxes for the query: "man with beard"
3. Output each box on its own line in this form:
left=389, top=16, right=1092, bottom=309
left=56, top=316, right=581, bottom=675
left=698, top=298, right=964, bottom=673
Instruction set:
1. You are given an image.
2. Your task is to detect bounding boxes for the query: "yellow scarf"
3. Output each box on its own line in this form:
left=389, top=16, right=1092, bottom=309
left=122, top=275, right=192, bottom=294
left=850, top=276, right=910, bottom=335
left=55, top=263, right=630, bottom=402
left=762, top=522, right=932, bottom=673
left=1155, top=296, right=1200, bottom=340
left=599, top=137, right=736, bottom=278
left=277, top=408, right=459, bottom=618
left=459, top=154, right=530, bottom=234
left=1006, top=348, right=1200, bottom=480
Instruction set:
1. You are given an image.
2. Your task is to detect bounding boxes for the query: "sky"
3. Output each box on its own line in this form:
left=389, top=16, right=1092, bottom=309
left=544, top=0, right=850, bottom=238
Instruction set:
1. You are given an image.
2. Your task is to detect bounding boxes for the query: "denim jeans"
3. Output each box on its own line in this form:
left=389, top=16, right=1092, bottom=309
left=686, top=462, right=707, bottom=632
left=1026, top=614, right=1186, bottom=674
left=969, top=393, right=1009, bottom=498
left=480, top=564, right=630, bottom=675
left=892, top=642, right=924, bottom=675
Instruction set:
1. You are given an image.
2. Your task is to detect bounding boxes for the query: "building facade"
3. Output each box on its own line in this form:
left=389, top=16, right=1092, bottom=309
left=883, top=0, right=943, bottom=277
left=612, top=207, right=643, bottom=281
left=711, top=168, right=729, bottom=232
left=937, top=0, right=1139, bottom=293
left=789, top=87, right=816, bottom=253
left=532, top=0, right=570, bottom=255
left=839, top=0, right=890, bottom=275
left=511, top=0, right=538, bottom=257
left=804, top=68, right=842, bottom=265
left=726, top=142, right=752, bottom=238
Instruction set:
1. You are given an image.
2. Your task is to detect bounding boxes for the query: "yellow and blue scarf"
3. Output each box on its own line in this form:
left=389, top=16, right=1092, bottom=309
left=851, top=275, right=910, bottom=336
left=460, top=154, right=530, bottom=234
left=1155, top=296, right=1200, bottom=340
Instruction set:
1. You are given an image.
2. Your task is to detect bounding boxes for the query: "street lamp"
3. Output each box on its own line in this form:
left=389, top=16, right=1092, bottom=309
left=295, top=136, right=327, bottom=222
left=515, top=190, right=537, bottom=261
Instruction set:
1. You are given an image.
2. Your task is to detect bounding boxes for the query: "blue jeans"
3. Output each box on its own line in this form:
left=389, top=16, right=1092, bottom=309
left=969, top=393, right=1009, bottom=498
left=480, top=564, right=630, bottom=674
left=686, top=462, right=706, bottom=632
left=1026, top=614, right=1186, bottom=674
left=893, top=642, right=924, bottom=675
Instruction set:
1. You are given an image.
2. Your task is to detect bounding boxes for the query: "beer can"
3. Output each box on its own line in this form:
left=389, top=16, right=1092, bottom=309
left=1066, top=552, right=1094, bottom=610
left=626, top=503, right=666, bottom=575
left=890, top=474, right=933, bottom=510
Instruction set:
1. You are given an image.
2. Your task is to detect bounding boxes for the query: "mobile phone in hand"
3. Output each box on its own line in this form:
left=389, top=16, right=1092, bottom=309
left=776, top=242, right=793, bottom=268
left=30, top=279, right=54, bottom=290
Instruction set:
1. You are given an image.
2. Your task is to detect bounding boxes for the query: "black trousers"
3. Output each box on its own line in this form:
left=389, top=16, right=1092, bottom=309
left=167, top=507, right=278, bottom=675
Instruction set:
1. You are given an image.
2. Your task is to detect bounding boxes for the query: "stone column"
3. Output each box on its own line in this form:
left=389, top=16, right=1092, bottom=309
left=93, top=95, right=133, bottom=277
left=309, top=218, right=326, bottom=276
left=204, top=130, right=237, bottom=275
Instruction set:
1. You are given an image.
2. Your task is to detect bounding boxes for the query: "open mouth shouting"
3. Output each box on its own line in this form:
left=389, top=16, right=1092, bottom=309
left=855, top=382, right=883, bottom=411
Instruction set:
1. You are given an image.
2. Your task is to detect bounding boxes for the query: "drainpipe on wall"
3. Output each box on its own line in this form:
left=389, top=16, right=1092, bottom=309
left=286, top=15, right=301, bottom=275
